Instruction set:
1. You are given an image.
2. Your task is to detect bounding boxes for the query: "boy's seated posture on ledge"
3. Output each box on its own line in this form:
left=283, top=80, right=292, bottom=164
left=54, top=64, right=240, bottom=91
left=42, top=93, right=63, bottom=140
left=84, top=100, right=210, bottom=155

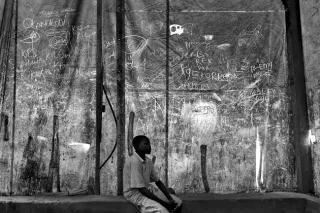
left=124, top=135, right=182, bottom=213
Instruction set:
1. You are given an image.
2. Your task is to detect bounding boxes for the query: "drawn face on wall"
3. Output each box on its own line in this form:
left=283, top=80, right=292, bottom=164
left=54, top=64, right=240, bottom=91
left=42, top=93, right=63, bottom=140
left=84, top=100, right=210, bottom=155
left=170, top=24, right=184, bottom=36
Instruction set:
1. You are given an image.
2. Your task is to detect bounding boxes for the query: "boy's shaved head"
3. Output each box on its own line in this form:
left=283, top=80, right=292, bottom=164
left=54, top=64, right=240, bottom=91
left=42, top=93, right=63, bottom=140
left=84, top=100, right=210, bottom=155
left=132, top=135, right=150, bottom=150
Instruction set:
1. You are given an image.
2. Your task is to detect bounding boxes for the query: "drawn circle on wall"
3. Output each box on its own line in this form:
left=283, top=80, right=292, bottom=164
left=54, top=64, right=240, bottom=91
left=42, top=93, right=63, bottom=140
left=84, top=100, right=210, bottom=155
left=124, top=35, right=148, bottom=55
left=22, top=18, right=34, bottom=29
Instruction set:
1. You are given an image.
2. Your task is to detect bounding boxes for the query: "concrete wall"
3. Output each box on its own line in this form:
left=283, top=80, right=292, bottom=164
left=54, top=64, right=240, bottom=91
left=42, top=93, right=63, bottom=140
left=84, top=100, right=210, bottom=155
left=2, top=0, right=314, bottom=196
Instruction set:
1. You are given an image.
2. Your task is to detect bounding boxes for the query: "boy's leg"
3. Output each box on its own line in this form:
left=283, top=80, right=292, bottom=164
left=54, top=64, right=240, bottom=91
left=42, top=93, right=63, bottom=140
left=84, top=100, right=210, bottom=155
left=139, top=197, right=169, bottom=213
left=125, top=191, right=169, bottom=213
left=148, top=184, right=183, bottom=210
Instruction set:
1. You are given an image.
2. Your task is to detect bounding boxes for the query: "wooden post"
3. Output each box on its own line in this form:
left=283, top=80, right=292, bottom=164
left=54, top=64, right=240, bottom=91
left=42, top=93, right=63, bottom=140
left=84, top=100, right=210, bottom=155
left=4, top=114, right=9, bottom=141
left=116, top=0, right=125, bottom=195
left=284, top=0, right=314, bottom=193
left=48, top=115, right=60, bottom=192
left=200, top=145, right=210, bottom=193
left=95, top=0, right=103, bottom=195
left=55, top=116, right=60, bottom=192
left=127, top=112, right=135, bottom=156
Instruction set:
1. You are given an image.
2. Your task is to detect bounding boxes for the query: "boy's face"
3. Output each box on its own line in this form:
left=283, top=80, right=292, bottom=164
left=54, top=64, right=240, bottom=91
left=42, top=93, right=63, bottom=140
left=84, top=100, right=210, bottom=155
left=137, top=139, right=151, bottom=154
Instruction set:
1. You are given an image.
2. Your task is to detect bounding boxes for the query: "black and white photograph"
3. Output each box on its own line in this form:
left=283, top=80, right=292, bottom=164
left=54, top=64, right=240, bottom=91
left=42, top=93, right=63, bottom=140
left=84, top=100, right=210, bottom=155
left=0, top=0, right=319, bottom=212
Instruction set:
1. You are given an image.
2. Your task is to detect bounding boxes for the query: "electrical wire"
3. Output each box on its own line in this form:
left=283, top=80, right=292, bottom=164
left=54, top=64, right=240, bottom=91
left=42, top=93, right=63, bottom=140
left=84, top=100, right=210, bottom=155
left=99, top=84, right=117, bottom=170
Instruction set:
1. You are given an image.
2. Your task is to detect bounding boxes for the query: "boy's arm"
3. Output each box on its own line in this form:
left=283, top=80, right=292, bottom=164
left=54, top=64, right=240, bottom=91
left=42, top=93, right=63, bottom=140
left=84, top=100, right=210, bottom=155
left=138, top=187, right=176, bottom=210
left=150, top=160, right=176, bottom=203
left=155, top=180, right=175, bottom=202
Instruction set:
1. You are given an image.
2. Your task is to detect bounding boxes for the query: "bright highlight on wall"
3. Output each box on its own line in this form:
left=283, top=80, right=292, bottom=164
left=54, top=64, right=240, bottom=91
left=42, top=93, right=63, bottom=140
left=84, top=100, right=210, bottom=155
left=309, top=130, right=316, bottom=144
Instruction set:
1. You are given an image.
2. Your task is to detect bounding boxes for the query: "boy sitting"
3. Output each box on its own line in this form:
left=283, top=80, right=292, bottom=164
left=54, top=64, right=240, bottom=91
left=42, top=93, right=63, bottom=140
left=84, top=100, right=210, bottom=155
left=123, top=135, right=182, bottom=213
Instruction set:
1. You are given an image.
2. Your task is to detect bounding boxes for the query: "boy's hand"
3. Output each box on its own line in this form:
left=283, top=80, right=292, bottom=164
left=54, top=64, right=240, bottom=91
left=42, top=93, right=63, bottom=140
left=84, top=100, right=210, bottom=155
left=164, top=200, right=178, bottom=212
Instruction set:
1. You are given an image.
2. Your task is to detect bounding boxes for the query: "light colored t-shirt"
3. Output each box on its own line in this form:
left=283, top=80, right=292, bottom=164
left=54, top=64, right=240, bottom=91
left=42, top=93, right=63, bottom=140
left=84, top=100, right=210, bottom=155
left=123, top=152, right=159, bottom=194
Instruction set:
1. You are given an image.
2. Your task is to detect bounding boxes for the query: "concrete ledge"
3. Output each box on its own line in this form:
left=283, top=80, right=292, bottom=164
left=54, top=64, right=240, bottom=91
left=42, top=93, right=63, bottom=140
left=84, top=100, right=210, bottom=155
left=0, top=192, right=319, bottom=213
left=305, top=196, right=320, bottom=213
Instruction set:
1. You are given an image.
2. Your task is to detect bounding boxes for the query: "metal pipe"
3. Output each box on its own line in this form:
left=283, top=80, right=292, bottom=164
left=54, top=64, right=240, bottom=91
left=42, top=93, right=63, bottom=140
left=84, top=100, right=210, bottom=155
left=116, top=0, right=125, bottom=195
left=95, top=0, right=103, bottom=195
left=10, top=0, right=18, bottom=195
left=164, top=0, right=170, bottom=187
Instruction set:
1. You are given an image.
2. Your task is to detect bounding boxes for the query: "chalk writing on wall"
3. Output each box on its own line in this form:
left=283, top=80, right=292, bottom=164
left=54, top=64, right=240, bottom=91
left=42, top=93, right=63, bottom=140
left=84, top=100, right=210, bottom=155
left=123, top=10, right=291, bottom=193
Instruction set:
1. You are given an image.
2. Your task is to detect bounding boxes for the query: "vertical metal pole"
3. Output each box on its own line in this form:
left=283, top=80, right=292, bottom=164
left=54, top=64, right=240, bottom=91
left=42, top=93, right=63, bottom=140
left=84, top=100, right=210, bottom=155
left=284, top=0, right=314, bottom=193
left=9, top=0, right=18, bottom=196
left=95, top=0, right=103, bottom=195
left=116, top=0, right=125, bottom=195
left=164, top=0, right=170, bottom=187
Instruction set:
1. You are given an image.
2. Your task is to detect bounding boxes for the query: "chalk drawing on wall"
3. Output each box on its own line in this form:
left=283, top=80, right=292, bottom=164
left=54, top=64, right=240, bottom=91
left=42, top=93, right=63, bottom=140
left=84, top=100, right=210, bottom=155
left=203, top=35, right=213, bottom=41
left=170, top=24, right=184, bottom=36
left=20, top=31, right=41, bottom=44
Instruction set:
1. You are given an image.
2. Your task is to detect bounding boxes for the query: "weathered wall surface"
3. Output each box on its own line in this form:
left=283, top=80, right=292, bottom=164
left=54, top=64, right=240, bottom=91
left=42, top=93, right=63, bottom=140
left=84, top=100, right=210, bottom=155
left=300, top=0, right=320, bottom=196
left=119, top=0, right=293, bottom=193
left=0, top=0, right=98, bottom=194
left=0, top=0, right=297, bottom=195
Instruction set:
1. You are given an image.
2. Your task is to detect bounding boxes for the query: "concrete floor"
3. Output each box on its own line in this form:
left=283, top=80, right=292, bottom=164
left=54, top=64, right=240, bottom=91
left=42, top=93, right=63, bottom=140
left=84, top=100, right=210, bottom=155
left=0, top=192, right=319, bottom=213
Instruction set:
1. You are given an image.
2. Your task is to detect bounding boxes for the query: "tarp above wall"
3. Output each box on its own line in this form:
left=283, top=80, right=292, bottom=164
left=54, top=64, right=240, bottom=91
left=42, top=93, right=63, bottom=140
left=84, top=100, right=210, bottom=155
left=0, top=0, right=293, bottom=195
left=0, top=0, right=97, bottom=194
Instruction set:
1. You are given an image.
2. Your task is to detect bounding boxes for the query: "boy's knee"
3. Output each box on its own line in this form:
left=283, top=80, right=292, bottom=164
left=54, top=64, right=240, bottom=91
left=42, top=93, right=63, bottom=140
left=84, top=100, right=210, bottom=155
left=158, top=206, right=169, bottom=213
left=147, top=205, right=169, bottom=213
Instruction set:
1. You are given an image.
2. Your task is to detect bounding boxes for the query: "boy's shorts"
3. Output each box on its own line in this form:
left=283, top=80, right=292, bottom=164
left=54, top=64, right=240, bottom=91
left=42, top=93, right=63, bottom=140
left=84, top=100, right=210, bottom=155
left=124, top=183, right=182, bottom=213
